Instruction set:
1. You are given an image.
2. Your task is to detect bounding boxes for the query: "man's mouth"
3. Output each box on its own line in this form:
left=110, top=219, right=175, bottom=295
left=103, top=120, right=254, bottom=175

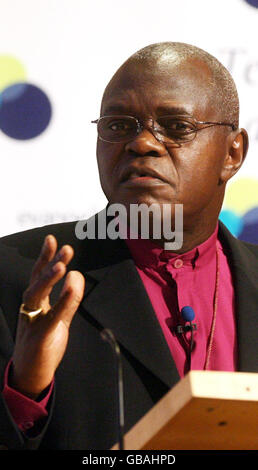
left=120, top=166, right=168, bottom=185
left=126, top=173, right=158, bottom=181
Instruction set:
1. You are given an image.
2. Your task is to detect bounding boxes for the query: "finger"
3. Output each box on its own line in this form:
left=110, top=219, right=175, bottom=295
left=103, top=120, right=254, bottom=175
left=51, top=271, right=85, bottom=328
left=31, top=241, right=74, bottom=286
left=30, top=235, right=58, bottom=283
left=24, top=243, right=75, bottom=312
left=23, top=261, right=67, bottom=311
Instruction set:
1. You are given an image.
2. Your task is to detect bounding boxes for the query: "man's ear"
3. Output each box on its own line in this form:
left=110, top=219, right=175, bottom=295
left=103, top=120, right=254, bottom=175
left=219, top=128, right=249, bottom=184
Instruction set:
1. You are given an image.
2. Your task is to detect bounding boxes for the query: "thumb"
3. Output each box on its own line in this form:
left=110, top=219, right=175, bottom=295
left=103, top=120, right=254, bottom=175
left=52, top=270, right=85, bottom=328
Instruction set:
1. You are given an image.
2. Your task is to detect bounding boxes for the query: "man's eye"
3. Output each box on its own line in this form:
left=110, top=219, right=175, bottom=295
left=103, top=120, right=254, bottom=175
left=166, top=121, right=193, bottom=132
left=108, top=121, right=130, bottom=131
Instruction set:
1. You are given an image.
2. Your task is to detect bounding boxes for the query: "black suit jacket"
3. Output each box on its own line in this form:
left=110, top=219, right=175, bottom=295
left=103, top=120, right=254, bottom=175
left=0, top=217, right=257, bottom=450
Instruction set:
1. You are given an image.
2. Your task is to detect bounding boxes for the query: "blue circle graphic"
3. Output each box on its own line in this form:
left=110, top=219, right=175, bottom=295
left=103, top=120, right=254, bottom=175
left=238, top=206, right=258, bottom=244
left=1, top=83, right=27, bottom=102
left=0, top=83, right=52, bottom=140
left=242, top=206, right=258, bottom=224
left=243, top=0, right=258, bottom=7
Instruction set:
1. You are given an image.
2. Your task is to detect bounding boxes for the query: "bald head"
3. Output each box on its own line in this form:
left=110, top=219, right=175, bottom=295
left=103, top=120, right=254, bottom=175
left=102, top=42, right=239, bottom=128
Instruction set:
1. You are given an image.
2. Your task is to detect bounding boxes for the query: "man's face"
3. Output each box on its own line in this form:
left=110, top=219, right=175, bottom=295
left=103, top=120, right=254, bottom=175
left=96, top=59, right=231, bottom=229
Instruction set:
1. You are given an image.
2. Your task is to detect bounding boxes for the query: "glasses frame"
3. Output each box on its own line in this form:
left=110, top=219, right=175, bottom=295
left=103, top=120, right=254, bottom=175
left=91, top=114, right=237, bottom=145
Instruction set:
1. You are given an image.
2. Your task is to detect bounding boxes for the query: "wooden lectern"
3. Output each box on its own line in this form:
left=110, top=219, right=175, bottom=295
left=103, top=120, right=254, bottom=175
left=112, top=371, right=258, bottom=450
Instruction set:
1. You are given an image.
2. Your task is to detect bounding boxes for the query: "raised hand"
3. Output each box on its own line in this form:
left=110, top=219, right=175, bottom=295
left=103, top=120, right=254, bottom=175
left=10, top=235, right=85, bottom=399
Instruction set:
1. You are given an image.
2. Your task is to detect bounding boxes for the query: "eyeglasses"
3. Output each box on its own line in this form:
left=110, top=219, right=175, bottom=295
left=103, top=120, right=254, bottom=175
left=91, top=115, right=237, bottom=146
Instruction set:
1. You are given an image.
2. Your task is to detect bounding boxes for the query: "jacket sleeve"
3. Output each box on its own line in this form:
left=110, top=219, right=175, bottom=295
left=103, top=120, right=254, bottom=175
left=0, top=305, right=55, bottom=450
left=3, top=359, right=53, bottom=433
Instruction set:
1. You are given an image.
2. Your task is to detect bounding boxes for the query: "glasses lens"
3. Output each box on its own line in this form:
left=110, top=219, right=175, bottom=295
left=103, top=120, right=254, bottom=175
left=98, top=116, right=138, bottom=142
left=157, top=116, right=197, bottom=142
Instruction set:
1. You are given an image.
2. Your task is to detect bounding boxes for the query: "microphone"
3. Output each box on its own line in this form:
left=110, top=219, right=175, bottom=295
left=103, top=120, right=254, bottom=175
left=181, top=306, right=197, bottom=355
left=101, top=328, right=125, bottom=450
left=175, top=306, right=197, bottom=371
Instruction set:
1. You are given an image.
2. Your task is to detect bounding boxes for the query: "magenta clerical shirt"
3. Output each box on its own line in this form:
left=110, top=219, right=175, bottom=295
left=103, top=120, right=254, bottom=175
left=125, top=225, right=237, bottom=377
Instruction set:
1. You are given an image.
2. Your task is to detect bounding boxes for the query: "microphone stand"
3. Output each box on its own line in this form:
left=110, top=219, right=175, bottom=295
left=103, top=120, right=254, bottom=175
left=187, top=322, right=194, bottom=371
left=101, top=328, right=125, bottom=450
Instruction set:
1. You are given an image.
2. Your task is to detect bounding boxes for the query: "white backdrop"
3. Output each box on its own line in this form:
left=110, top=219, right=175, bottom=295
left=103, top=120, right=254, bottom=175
left=0, top=0, right=257, bottom=238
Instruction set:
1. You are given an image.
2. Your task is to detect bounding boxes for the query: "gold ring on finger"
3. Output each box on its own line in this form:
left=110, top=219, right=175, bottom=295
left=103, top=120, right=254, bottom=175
left=19, top=303, right=44, bottom=322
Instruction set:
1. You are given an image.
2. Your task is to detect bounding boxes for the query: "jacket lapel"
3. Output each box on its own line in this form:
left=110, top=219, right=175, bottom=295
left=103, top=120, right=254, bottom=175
left=77, top=237, right=180, bottom=390
left=219, top=223, right=258, bottom=372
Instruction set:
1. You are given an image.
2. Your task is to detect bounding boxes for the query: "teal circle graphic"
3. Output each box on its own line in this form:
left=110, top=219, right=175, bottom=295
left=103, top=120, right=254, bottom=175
left=219, top=209, right=244, bottom=237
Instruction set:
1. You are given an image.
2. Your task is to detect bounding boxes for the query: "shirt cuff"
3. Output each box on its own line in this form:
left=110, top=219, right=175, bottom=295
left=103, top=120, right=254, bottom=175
left=2, top=360, right=54, bottom=433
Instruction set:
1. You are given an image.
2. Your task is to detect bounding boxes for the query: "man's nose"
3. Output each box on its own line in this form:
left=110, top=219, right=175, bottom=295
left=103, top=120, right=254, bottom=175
left=125, top=129, right=166, bottom=157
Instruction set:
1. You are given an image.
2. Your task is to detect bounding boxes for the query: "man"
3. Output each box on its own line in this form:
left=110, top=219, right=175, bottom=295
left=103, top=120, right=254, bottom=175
left=0, top=42, right=257, bottom=450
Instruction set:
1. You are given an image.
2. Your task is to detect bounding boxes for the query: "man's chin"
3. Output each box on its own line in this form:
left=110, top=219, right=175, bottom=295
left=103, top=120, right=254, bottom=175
left=109, top=192, right=179, bottom=209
